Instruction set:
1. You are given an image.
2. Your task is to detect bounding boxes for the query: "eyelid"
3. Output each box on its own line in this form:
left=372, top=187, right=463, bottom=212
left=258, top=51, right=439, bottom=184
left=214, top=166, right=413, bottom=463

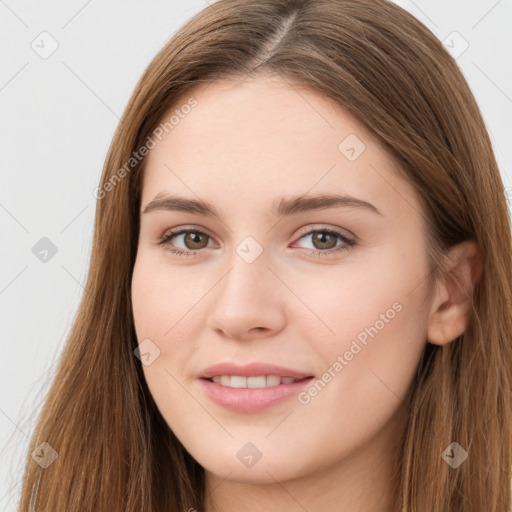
left=160, top=224, right=216, bottom=242
left=159, top=223, right=356, bottom=242
left=293, top=223, right=356, bottom=242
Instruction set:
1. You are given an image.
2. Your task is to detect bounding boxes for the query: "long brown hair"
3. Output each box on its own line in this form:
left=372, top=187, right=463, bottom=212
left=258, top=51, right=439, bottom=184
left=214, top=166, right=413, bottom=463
left=18, top=0, right=512, bottom=510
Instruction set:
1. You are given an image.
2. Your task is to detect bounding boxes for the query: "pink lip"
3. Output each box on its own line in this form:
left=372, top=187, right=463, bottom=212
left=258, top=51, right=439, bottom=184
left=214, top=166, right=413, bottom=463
left=198, top=377, right=315, bottom=413
left=199, top=362, right=313, bottom=380
left=197, top=362, right=315, bottom=413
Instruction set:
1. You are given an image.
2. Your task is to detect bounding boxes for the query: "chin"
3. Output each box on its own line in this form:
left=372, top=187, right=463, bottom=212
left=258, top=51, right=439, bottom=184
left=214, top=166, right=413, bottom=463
left=188, top=441, right=317, bottom=485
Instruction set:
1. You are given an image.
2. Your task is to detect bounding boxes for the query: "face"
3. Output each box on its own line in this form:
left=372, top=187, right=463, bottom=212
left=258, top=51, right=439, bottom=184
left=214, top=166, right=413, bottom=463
left=131, top=75, right=433, bottom=485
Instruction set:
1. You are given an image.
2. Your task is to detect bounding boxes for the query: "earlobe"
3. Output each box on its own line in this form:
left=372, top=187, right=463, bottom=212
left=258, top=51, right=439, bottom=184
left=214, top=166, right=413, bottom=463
left=426, top=240, right=482, bottom=346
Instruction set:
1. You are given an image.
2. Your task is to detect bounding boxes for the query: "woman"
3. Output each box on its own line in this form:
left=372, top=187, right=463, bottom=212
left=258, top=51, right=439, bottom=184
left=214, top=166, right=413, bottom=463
left=18, top=0, right=512, bottom=510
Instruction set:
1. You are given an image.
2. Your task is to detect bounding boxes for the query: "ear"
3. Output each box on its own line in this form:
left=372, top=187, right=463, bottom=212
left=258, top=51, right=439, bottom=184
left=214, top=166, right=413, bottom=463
left=427, top=240, right=482, bottom=346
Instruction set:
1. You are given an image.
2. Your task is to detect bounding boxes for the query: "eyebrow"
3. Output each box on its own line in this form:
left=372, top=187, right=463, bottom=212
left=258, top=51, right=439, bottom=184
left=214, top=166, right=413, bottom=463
left=141, top=192, right=382, bottom=217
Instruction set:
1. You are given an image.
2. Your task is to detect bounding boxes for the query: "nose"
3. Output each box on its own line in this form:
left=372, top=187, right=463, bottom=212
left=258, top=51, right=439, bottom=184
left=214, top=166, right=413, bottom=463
left=206, top=251, right=286, bottom=341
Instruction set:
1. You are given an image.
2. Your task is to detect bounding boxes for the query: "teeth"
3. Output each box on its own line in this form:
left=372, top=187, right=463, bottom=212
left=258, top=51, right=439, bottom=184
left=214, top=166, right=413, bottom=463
left=220, top=375, right=231, bottom=386
left=230, top=376, right=246, bottom=388
left=210, top=375, right=300, bottom=388
left=247, top=376, right=266, bottom=388
left=266, top=375, right=281, bottom=387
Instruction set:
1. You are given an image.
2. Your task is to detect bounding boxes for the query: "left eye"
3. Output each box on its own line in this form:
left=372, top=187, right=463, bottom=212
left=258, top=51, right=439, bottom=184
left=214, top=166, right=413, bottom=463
left=158, top=228, right=356, bottom=257
left=293, top=229, right=355, bottom=254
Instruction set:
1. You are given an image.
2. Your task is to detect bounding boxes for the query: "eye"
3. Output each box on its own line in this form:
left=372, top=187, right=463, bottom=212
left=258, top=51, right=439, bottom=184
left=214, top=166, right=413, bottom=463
left=158, top=226, right=356, bottom=258
left=158, top=227, right=215, bottom=257
left=292, top=227, right=356, bottom=257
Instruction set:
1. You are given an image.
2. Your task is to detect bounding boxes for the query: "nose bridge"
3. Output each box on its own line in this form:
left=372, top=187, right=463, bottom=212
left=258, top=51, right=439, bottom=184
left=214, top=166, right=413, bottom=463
left=215, top=244, right=271, bottom=312
left=206, top=242, right=285, bottom=338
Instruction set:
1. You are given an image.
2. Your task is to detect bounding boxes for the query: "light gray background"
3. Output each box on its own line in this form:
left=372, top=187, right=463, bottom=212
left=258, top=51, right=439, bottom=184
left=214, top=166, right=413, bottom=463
left=0, top=1, right=510, bottom=509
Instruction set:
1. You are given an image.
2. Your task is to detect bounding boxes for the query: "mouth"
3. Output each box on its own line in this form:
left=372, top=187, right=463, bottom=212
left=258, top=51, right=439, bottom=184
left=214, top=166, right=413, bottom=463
left=198, top=375, right=315, bottom=413
left=197, top=362, right=315, bottom=412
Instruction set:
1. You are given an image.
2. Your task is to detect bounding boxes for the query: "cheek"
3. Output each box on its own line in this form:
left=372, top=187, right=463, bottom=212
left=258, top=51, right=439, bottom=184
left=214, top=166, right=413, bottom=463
left=131, top=255, right=206, bottom=398
left=284, top=240, right=428, bottom=346
left=131, top=254, right=204, bottom=340
left=131, top=258, right=201, bottom=427
left=287, top=242, right=429, bottom=407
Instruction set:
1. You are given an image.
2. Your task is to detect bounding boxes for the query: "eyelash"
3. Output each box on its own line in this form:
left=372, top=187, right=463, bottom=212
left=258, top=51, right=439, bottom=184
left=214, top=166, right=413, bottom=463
left=157, top=226, right=356, bottom=258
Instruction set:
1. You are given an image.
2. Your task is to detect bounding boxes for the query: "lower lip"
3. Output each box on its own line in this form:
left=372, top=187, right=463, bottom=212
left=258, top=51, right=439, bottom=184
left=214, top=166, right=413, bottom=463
left=198, top=377, right=315, bottom=413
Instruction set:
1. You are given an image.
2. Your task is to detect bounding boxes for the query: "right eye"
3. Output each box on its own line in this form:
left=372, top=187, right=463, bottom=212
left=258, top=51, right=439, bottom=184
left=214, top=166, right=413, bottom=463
left=158, top=228, right=216, bottom=257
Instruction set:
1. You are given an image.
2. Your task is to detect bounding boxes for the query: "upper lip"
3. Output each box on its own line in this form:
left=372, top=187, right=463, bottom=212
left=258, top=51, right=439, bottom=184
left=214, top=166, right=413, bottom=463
left=199, top=362, right=314, bottom=380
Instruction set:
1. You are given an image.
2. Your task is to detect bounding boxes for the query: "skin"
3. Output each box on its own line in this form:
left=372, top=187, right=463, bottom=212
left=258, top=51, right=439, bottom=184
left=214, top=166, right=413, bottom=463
left=131, top=74, right=481, bottom=512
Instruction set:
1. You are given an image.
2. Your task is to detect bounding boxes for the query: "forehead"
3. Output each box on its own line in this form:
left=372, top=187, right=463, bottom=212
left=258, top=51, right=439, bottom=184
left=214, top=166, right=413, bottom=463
left=141, top=75, right=421, bottom=220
